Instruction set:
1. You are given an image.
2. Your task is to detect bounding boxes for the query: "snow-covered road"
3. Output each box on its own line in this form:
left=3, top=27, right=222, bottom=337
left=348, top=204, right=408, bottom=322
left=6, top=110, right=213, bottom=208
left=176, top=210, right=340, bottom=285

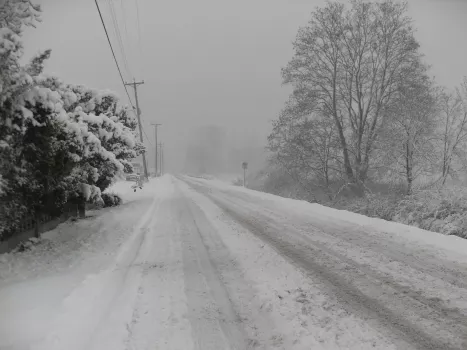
left=1, top=175, right=467, bottom=349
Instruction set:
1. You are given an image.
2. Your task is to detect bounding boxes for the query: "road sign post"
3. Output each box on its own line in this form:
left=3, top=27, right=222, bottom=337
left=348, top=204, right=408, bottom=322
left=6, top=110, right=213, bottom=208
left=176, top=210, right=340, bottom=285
left=242, top=162, right=248, bottom=187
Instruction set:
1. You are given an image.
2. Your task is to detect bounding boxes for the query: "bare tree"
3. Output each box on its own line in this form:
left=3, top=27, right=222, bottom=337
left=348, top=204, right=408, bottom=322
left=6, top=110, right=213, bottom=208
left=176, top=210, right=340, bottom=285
left=268, top=90, right=343, bottom=200
left=437, top=79, right=467, bottom=184
left=281, top=0, right=423, bottom=194
left=379, top=61, right=438, bottom=194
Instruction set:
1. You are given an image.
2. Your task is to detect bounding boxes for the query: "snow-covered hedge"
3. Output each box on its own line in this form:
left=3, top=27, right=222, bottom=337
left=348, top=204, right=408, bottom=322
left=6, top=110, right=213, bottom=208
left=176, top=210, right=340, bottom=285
left=101, top=193, right=122, bottom=208
left=335, top=188, right=467, bottom=239
left=252, top=165, right=467, bottom=240
left=0, top=1, right=143, bottom=240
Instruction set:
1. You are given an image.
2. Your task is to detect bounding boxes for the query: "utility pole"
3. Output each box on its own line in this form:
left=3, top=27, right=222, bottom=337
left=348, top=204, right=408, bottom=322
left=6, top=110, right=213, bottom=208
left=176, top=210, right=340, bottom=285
left=161, top=143, right=164, bottom=175
left=158, top=143, right=163, bottom=175
left=151, top=123, right=161, bottom=176
left=125, top=79, right=148, bottom=180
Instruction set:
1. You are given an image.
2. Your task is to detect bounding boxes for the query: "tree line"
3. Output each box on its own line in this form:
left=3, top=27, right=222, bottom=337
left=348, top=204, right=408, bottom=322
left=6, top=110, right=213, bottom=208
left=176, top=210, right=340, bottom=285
left=0, top=1, right=143, bottom=239
left=268, top=0, right=467, bottom=201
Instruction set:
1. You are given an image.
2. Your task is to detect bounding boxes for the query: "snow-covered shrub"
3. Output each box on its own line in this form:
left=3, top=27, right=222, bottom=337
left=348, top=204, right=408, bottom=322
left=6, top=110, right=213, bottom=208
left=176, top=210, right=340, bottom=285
left=112, top=194, right=122, bottom=206
left=342, top=194, right=399, bottom=221
left=14, top=237, right=41, bottom=253
left=0, top=1, right=141, bottom=240
left=330, top=186, right=467, bottom=239
left=253, top=164, right=467, bottom=239
left=101, top=193, right=122, bottom=208
left=79, top=183, right=103, bottom=206
left=393, top=187, right=467, bottom=238
left=251, top=167, right=317, bottom=202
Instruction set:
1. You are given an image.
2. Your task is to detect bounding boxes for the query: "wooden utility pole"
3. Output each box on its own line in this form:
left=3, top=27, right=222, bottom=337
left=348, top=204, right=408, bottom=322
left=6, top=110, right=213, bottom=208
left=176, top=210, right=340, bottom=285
left=161, top=143, right=164, bottom=175
left=158, top=143, right=163, bottom=175
left=125, top=79, right=148, bottom=179
left=151, top=123, right=161, bottom=176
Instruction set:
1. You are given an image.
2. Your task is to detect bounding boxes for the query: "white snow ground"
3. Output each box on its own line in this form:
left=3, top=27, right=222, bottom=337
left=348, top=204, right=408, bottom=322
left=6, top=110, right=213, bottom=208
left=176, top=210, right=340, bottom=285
left=1, top=175, right=467, bottom=349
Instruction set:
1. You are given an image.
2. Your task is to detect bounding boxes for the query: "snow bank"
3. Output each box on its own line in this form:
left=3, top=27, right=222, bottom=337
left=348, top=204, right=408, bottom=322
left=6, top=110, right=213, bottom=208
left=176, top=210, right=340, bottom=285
left=0, top=177, right=173, bottom=349
left=0, top=176, right=173, bottom=283
left=183, top=173, right=242, bottom=184
left=214, top=173, right=243, bottom=184
left=105, top=175, right=172, bottom=203
left=184, top=176, right=467, bottom=261
left=305, top=203, right=467, bottom=258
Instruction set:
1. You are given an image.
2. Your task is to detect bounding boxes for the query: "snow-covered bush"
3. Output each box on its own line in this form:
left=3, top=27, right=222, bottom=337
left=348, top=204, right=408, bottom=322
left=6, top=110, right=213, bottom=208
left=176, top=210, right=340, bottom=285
left=393, top=187, right=467, bottom=238
left=253, top=163, right=467, bottom=240
left=101, top=193, right=122, bottom=208
left=45, top=81, right=145, bottom=193
left=326, top=187, right=467, bottom=239
left=250, top=167, right=317, bottom=203
left=0, top=1, right=141, bottom=240
left=340, top=194, right=399, bottom=222
left=14, top=237, right=41, bottom=253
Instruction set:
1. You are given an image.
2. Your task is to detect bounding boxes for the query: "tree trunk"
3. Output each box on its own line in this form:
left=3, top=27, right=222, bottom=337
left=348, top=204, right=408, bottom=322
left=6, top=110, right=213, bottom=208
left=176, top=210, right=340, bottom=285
left=331, top=60, right=354, bottom=185
left=349, top=155, right=366, bottom=197
left=442, top=164, right=450, bottom=185
left=77, top=198, right=86, bottom=218
left=406, top=141, right=413, bottom=195
left=406, top=166, right=413, bottom=195
left=34, top=212, right=40, bottom=238
left=333, top=117, right=355, bottom=183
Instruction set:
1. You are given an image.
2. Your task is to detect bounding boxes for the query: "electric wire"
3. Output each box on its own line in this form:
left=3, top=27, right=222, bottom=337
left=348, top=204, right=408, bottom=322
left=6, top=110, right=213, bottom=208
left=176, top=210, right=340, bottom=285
left=94, top=0, right=134, bottom=107
left=107, top=0, right=132, bottom=79
left=134, top=0, right=144, bottom=77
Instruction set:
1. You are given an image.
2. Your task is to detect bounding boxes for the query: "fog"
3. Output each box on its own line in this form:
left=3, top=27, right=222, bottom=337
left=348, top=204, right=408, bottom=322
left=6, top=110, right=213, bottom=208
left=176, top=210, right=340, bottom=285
left=21, top=0, right=467, bottom=175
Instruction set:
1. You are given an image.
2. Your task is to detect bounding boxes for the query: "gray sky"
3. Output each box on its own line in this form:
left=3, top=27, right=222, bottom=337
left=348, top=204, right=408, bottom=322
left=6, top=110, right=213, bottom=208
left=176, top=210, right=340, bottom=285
left=22, top=0, right=467, bottom=171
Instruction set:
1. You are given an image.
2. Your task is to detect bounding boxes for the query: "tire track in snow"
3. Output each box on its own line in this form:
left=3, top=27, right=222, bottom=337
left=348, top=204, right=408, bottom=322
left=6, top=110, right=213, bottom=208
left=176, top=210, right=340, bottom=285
left=207, top=186, right=467, bottom=321
left=174, top=188, right=248, bottom=350
left=85, top=194, right=162, bottom=350
left=32, top=193, right=161, bottom=350
left=124, top=189, right=193, bottom=350
left=215, top=199, right=459, bottom=350
left=209, top=182, right=467, bottom=290
left=175, top=184, right=288, bottom=349
left=177, top=178, right=400, bottom=349
left=185, top=179, right=466, bottom=350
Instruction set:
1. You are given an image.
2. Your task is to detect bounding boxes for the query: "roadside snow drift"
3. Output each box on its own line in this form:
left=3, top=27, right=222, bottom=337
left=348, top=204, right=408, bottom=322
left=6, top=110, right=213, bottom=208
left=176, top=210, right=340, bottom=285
left=183, top=175, right=467, bottom=262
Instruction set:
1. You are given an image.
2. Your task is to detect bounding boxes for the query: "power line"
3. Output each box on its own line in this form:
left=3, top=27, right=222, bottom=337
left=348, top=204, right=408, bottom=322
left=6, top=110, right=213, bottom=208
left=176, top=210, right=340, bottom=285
left=142, top=127, right=152, bottom=146
left=139, top=114, right=153, bottom=146
left=94, top=0, right=134, bottom=107
left=120, top=0, right=131, bottom=69
left=134, top=0, right=144, bottom=76
left=107, top=0, right=132, bottom=78
left=120, top=0, right=129, bottom=40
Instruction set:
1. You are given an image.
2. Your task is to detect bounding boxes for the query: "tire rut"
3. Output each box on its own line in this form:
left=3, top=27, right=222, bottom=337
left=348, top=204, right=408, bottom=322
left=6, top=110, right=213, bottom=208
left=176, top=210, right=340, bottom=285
left=182, top=180, right=467, bottom=350
left=214, top=185, right=467, bottom=291
left=216, top=199, right=465, bottom=350
left=174, top=189, right=249, bottom=350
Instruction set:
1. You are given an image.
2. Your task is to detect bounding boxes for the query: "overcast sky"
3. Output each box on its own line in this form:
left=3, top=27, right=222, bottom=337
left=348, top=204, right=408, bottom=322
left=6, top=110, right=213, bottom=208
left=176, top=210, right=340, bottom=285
left=22, top=0, right=467, bottom=171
